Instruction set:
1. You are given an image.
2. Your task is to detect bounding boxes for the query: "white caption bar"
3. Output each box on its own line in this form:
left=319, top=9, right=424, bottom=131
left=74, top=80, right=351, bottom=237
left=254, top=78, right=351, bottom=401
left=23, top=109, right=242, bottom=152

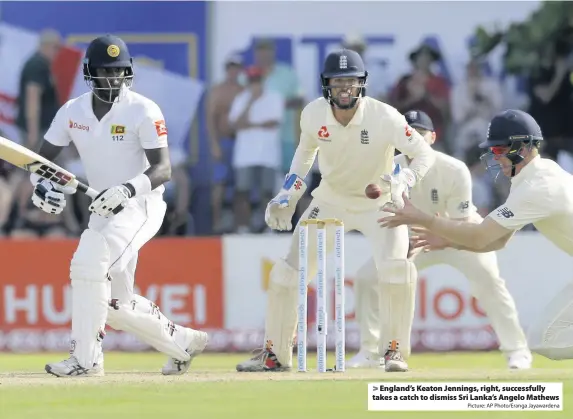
left=368, top=382, right=563, bottom=411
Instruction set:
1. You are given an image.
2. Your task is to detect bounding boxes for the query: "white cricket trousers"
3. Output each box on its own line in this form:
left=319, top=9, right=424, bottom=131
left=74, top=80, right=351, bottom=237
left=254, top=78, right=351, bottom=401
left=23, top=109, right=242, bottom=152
left=527, top=281, right=573, bottom=360
left=69, top=192, right=167, bottom=367
left=355, top=248, right=529, bottom=354
left=89, top=193, right=166, bottom=304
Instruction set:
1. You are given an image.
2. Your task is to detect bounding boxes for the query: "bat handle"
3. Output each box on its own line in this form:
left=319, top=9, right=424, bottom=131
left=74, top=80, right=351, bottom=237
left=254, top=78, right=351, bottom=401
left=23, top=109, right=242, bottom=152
left=76, top=181, right=99, bottom=199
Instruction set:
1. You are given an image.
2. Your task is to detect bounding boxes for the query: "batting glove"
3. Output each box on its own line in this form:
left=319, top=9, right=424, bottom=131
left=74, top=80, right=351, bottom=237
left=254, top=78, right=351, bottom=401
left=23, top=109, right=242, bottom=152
left=89, top=184, right=132, bottom=218
left=29, top=173, right=76, bottom=215
left=380, top=164, right=416, bottom=211
left=31, top=178, right=67, bottom=215
left=265, top=174, right=307, bottom=231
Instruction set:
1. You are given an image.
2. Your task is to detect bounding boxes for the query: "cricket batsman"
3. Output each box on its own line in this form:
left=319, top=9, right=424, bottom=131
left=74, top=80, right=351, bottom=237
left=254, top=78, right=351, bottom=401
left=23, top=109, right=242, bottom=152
left=380, top=109, right=573, bottom=361
left=351, top=110, right=531, bottom=369
left=237, top=49, right=436, bottom=373
left=30, top=35, right=208, bottom=377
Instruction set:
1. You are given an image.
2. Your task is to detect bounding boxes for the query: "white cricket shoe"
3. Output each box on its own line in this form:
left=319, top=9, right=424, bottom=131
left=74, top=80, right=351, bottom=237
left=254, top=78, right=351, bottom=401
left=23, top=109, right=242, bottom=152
left=384, top=341, right=408, bottom=372
left=507, top=349, right=532, bottom=369
left=347, top=350, right=384, bottom=369
left=45, top=355, right=104, bottom=377
left=161, top=329, right=209, bottom=375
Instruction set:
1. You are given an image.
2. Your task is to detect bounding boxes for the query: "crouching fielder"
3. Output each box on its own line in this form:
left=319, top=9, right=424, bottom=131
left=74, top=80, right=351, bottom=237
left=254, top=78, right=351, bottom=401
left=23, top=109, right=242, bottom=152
left=32, top=35, right=207, bottom=377
left=351, top=110, right=531, bottom=370
left=379, top=109, right=573, bottom=361
left=236, top=49, right=436, bottom=373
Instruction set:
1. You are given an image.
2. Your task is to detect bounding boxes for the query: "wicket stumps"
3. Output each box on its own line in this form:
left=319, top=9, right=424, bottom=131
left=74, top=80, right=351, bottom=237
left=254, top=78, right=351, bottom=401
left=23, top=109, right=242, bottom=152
left=297, top=218, right=345, bottom=373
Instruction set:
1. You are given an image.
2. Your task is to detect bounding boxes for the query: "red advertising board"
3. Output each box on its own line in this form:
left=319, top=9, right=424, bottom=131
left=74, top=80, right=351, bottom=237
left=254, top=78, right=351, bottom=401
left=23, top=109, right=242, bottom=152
left=0, top=238, right=223, bottom=352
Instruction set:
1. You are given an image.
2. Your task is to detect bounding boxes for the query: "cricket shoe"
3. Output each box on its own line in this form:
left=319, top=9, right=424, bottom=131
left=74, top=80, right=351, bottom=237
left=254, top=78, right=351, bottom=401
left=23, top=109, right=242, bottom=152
left=384, top=341, right=408, bottom=372
left=347, top=350, right=384, bottom=369
left=506, top=349, right=532, bottom=370
left=161, top=329, right=209, bottom=375
left=45, top=355, right=104, bottom=377
left=236, top=345, right=291, bottom=372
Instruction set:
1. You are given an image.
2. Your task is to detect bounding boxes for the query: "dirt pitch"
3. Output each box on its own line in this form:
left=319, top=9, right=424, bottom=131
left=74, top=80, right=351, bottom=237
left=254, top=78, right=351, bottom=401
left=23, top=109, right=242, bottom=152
left=1, top=368, right=568, bottom=387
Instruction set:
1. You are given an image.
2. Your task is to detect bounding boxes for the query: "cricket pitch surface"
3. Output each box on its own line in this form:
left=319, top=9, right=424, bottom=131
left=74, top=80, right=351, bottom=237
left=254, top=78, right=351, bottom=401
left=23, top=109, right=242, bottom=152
left=1, top=352, right=571, bottom=419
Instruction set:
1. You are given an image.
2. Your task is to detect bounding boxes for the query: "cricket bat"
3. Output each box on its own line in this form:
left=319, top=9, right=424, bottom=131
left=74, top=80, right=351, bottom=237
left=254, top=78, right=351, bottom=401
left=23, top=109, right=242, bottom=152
left=0, top=135, right=99, bottom=199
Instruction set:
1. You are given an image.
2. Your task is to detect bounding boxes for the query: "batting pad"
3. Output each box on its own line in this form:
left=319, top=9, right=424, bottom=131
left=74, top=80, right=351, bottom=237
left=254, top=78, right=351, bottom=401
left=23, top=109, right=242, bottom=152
left=264, top=259, right=299, bottom=366
left=69, top=229, right=111, bottom=369
left=107, top=294, right=191, bottom=362
left=354, top=258, right=381, bottom=354
left=378, top=259, right=417, bottom=358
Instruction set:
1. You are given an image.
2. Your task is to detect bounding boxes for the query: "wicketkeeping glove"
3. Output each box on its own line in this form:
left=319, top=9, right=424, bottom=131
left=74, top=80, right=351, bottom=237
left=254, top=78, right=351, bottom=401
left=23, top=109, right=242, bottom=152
left=380, top=164, right=416, bottom=211
left=265, top=174, right=307, bottom=231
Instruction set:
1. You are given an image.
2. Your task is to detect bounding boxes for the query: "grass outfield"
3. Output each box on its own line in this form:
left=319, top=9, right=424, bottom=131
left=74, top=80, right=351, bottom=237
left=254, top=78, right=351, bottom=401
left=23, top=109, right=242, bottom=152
left=0, top=351, right=572, bottom=419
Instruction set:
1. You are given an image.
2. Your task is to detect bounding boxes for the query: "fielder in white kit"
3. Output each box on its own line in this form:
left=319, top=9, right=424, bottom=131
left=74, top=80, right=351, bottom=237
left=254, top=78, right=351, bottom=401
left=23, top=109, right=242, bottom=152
left=351, top=110, right=531, bottom=369
left=30, top=35, right=208, bottom=377
left=236, top=49, right=436, bottom=373
left=380, top=109, right=573, bottom=361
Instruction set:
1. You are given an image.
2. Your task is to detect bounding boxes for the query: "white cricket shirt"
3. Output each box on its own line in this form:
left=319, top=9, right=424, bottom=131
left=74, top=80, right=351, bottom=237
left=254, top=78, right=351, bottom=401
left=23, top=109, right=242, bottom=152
left=489, top=155, right=573, bottom=256
left=45, top=91, right=168, bottom=194
left=290, top=96, right=435, bottom=211
left=395, top=151, right=478, bottom=219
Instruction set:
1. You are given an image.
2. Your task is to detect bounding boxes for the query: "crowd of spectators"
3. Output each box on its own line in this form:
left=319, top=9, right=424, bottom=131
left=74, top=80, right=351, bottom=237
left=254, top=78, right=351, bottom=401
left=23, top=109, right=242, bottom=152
left=3, top=29, right=573, bottom=238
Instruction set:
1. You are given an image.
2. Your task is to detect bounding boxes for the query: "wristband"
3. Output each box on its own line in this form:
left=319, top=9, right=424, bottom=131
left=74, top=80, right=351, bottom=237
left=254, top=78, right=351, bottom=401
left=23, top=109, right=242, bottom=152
left=125, top=173, right=152, bottom=196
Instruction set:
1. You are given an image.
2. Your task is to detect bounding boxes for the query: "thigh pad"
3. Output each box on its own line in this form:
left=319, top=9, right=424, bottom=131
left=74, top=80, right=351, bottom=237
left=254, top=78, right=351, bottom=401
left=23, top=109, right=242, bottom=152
left=70, top=229, right=110, bottom=282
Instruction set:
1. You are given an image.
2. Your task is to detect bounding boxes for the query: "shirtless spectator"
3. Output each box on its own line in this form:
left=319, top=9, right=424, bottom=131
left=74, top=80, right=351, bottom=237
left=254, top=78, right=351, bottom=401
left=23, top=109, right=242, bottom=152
left=207, top=54, right=244, bottom=233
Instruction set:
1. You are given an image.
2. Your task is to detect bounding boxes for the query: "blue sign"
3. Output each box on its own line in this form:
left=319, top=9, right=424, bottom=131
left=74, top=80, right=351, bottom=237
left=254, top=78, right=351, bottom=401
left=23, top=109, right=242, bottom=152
left=1, top=0, right=209, bottom=171
left=1, top=1, right=215, bottom=234
left=239, top=35, right=456, bottom=94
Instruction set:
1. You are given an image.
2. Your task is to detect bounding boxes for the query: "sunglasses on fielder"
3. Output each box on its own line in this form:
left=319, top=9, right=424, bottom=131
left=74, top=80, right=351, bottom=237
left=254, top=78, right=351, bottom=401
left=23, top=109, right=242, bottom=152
left=489, top=146, right=511, bottom=156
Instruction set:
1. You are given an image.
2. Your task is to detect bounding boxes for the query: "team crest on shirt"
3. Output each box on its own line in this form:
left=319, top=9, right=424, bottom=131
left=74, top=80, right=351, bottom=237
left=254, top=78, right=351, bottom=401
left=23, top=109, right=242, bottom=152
left=111, top=125, right=126, bottom=134
left=360, top=129, right=369, bottom=144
